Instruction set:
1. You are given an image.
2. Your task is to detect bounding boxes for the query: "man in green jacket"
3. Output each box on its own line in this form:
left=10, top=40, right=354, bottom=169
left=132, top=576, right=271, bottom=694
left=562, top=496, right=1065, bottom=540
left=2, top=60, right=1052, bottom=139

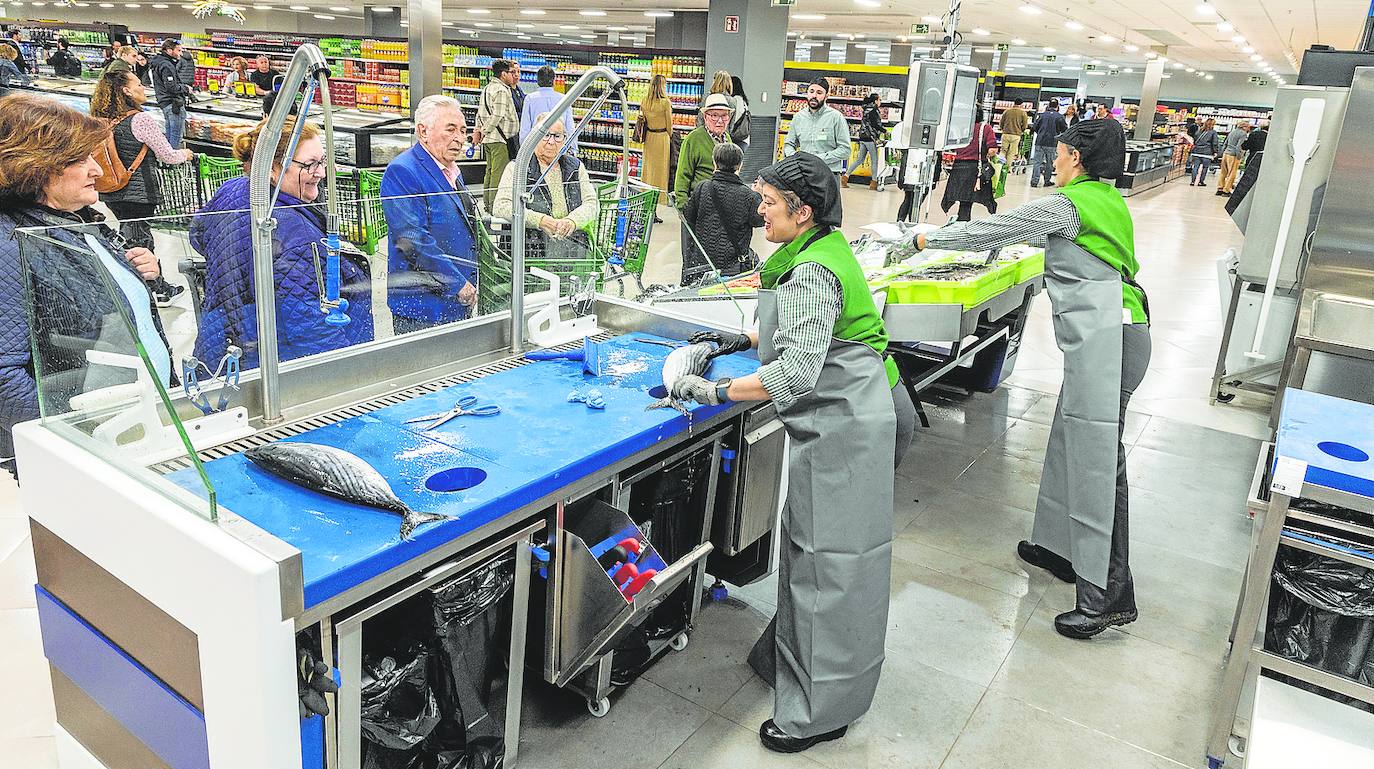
left=674, top=92, right=735, bottom=283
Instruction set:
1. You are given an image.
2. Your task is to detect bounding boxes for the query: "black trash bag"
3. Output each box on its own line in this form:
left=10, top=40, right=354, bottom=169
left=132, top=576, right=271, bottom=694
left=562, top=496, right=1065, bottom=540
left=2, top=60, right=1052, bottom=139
left=1265, top=543, right=1374, bottom=712
left=426, top=555, right=515, bottom=769
left=360, top=648, right=443, bottom=757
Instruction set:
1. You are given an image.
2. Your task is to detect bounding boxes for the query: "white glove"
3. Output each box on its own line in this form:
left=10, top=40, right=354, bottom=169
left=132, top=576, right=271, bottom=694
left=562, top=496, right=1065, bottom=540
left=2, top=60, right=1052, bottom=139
left=671, top=375, right=721, bottom=406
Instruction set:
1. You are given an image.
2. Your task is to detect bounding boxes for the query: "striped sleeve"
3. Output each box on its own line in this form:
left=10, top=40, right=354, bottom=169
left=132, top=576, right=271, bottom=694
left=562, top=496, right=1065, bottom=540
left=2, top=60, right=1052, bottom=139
left=757, top=263, right=842, bottom=411
left=924, top=193, right=1082, bottom=252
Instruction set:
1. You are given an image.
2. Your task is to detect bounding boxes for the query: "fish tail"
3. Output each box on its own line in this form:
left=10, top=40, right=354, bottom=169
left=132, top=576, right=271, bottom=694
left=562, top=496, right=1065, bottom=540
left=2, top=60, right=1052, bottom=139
left=400, top=511, right=452, bottom=540
left=645, top=397, right=690, bottom=416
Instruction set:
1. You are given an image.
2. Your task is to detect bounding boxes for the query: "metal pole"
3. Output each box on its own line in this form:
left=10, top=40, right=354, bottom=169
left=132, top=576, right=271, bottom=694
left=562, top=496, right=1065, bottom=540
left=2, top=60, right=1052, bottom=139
left=509, top=66, right=625, bottom=354
left=941, top=0, right=962, bottom=61
left=249, top=44, right=330, bottom=424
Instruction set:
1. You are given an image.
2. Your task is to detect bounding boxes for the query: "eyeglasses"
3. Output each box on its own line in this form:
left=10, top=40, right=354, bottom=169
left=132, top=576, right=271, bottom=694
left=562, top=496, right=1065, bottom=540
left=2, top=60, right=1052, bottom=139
left=540, top=133, right=566, bottom=143
left=292, top=159, right=327, bottom=174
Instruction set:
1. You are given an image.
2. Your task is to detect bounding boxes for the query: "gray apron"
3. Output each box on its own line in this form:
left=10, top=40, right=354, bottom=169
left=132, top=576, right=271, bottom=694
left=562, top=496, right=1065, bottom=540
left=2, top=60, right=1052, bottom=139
left=751, top=287, right=897, bottom=737
left=1031, top=236, right=1126, bottom=590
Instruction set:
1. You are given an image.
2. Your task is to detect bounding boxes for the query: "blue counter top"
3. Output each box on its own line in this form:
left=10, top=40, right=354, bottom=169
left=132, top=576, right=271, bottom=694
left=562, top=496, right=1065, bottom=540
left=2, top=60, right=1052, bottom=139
left=169, top=334, right=758, bottom=609
left=1276, top=389, right=1374, bottom=500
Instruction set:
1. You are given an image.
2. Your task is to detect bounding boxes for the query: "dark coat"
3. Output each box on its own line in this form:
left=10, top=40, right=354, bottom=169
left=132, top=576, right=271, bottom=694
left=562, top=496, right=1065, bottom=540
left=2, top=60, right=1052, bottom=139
left=1032, top=110, right=1067, bottom=147
left=149, top=52, right=186, bottom=110
left=684, top=170, right=763, bottom=275
left=858, top=104, right=885, bottom=142
left=177, top=51, right=196, bottom=88
left=191, top=178, right=374, bottom=369
left=46, top=48, right=83, bottom=78
left=99, top=114, right=160, bottom=206
left=0, top=204, right=171, bottom=478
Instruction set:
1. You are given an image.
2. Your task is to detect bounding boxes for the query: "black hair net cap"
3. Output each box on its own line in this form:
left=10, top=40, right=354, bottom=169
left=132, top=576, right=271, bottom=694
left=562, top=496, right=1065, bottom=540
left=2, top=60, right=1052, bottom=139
left=1058, top=118, right=1127, bottom=180
left=757, top=152, right=843, bottom=227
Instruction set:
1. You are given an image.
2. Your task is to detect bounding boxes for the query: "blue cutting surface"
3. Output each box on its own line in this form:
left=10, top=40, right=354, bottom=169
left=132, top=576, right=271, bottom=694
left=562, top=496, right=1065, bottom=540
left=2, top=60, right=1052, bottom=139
left=167, top=334, right=758, bottom=608
left=1275, top=389, right=1374, bottom=500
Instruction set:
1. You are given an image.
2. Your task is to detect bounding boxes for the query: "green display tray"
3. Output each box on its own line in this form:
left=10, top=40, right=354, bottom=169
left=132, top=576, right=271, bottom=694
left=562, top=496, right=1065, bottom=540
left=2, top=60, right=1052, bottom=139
left=882, top=247, right=1044, bottom=308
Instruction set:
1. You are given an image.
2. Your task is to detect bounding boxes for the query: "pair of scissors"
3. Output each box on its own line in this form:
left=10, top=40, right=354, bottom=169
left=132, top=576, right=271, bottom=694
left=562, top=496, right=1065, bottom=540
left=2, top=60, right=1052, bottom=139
left=405, top=395, right=501, bottom=430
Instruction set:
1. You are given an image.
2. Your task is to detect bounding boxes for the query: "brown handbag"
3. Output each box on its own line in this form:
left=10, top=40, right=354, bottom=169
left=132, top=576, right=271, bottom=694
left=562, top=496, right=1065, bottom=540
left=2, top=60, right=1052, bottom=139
left=632, top=114, right=648, bottom=144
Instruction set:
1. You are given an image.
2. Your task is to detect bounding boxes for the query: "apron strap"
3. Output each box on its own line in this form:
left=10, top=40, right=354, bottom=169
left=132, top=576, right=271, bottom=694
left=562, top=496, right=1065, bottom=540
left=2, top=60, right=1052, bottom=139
left=1122, top=273, right=1151, bottom=326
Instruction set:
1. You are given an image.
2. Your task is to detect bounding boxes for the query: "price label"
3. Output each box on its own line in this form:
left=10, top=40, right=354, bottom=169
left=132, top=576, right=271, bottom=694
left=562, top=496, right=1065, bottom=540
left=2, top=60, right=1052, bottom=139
left=1270, top=456, right=1308, bottom=497
left=911, top=23, right=930, bottom=34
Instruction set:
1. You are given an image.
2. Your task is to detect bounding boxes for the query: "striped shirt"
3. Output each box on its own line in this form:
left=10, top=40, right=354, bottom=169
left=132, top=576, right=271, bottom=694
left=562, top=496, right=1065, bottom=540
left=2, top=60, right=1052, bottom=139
left=924, top=193, right=1082, bottom=251
left=757, top=263, right=843, bottom=410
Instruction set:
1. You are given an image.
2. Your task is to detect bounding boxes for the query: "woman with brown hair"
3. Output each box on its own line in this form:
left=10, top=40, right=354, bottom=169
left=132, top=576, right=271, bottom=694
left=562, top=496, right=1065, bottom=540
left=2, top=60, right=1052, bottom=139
left=221, top=55, right=249, bottom=93
left=638, top=74, right=673, bottom=219
left=0, top=43, right=31, bottom=95
left=190, top=116, right=373, bottom=369
left=0, top=94, right=172, bottom=478
left=91, top=67, right=194, bottom=304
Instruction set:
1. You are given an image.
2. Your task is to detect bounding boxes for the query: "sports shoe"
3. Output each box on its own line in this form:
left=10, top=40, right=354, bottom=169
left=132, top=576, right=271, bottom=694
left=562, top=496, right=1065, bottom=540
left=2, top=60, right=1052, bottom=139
left=152, top=280, right=186, bottom=308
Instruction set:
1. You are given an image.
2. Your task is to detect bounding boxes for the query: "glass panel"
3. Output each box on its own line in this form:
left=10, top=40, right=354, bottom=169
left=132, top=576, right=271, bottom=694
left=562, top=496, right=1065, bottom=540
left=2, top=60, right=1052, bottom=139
left=14, top=224, right=218, bottom=522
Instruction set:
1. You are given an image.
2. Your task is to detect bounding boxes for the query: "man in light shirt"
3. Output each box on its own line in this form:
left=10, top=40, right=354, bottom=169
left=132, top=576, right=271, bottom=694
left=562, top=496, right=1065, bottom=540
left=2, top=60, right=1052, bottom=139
left=520, top=66, right=576, bottom=153
left=784, top=78, right=852, bottom=175
left=380, top=95, right=480, bottom=333
left=474, top=58, right=521, bottom=209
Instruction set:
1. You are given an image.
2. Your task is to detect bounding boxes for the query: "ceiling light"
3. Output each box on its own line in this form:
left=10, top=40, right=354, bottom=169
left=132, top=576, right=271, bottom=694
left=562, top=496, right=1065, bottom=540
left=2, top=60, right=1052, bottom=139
left=1043, top=69, right=1060, bottom=74
left=1217, top=21, right=1233, bottom=33
left=1172, top=62, right=1184, bottom=69
left=854, top=0, right=881, bottom=7
left=921, top=15, right=940, bottom=23
left=1145, top=51, right=1157, bottom=58
left=441, top=21, right=454, bottom=26
left=578, top=33, right=594, bottom=38
left=971, top=28, right=990, bottom=36
left=1250, top=53, right=1262, bottom=61
left=643, top=10, right=674, bottom=17
left=1067, top=54, right=1081, bottom=59
left=1090, top=59, right=1101, bottom=64
left=253, top=3, right=272, bottom=8
left=1042, top=46, right=1055, bottom=53
left=516, top=22, right=535, bottom=28
left=1124, top=44, right=1139, bottom=52
left=1063, top=65, right=1080, bottom=70
left=607, top=25, right=627, bottom=31
left=898, top=35, right=907, bottom=42
left=313, top=13, right=334, bottom=19
left=974, top=47, right=995, bottom=53
left=520, top=8, right=545, bottom=14
left=1108, top=64, right=1120, bottom=69
left=125, top=2, right=140, bottom=6
left=1206, top=74, right=1214, bottom=80
left=1099, top=35, right=1116, bottom=43
left=1011, top=38, right=1026, bottom=45
left=1232, top=35, right=1245, bottom=44
left=1185, top=67, right=1195, bottom=72
left=579, top=9, right=605, bottom=15
left=152, top=2, right=167, bottom=6
left=1195, top=1, right=1216, bottom=16
left=1065, top=20, right=1083, bottom=31
left=1159, top=56, right=1168, bottom=62
left=793, top=13, right=825, bottom=20
left=373, top=5, right=390, bottom=10
left=466, top=7, right=490, bottom=13
left=1243, top=46, right=1255, bottom=53
left=558, top=24, right=579, bottom=29
left=1162, top=73, right=1172, bottom=78
left=1018, top=4, right=1041, bottom=14
left=474, top=22, right=492, bottom=27
left=1123, top=68, right=1134, bottom=73
left=328, top=5, right=347, bottom=9
left=543, top=32, right=558, bottom=36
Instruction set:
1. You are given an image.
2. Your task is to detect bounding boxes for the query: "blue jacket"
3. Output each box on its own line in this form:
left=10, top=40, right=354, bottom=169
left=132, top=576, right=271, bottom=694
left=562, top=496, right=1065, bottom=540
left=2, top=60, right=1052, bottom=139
left=0, top=204, right=171, bottom=478
left=1032, top=110, right=1068, bottom=148
left=191, top=177, right=374, bottom=370
left=380, top=144, right=478, bottom=327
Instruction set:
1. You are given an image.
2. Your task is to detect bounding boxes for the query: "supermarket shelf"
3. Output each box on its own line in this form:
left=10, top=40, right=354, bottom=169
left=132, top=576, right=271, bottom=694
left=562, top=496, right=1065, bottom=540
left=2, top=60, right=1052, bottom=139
left=579, top=140, right=641, bottom=152
left=564, top=73, right=700, bottom=83
left=782, top=93, right=902, bottom=106
left=587, top=169, right=621, bottom=180
left=328, top=76, right=408, bottom=86
left=443, top=85, right=484, bottom=94
left=188, top=44, right=413, bottom=67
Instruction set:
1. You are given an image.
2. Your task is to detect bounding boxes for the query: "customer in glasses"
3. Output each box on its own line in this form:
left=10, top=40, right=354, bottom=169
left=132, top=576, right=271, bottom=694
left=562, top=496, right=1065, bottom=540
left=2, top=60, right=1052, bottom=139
left=191, top=116, right=374, bottom=369
left=492, top=113, right=597, bottom=264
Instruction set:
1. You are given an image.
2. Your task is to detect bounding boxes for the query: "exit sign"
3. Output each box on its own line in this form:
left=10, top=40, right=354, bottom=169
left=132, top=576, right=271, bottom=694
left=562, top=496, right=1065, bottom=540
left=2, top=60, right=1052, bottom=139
left=995, top=43, right=1009, bottom=52
left=910, top=23, right=930, bottom=34
left=1084, top=64, right=1099, bottom=71
left=1042, top=54, right=1057, bottom=62
left=772, top=0, right=796, bottom=6
left=1248, top=76, right=1260, bottom=83
left=1258, top=79, right=1269, bottom=86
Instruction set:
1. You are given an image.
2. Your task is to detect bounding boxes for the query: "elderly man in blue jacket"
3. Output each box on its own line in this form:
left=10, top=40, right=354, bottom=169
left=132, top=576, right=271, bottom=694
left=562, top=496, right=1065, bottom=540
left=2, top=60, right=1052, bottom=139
left=381, top=94, right=480, bottom=334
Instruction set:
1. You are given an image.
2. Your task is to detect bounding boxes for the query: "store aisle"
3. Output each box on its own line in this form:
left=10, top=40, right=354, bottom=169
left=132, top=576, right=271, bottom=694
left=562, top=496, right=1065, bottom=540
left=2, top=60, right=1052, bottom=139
left=0, top=174, right=1267, bottom=769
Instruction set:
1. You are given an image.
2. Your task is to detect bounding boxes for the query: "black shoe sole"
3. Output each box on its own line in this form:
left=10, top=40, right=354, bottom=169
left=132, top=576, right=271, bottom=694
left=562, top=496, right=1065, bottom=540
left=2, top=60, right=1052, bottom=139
left=760, top=725, right=847, bottom=753
left=1054, top=609, right=1139, bottom=640
left=1017, top=541, right=1077, bottom=583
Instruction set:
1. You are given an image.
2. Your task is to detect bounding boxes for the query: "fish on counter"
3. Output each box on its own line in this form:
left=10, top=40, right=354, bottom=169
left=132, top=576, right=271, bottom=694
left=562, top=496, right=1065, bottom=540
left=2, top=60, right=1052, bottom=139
left=244, top=442, right=451, bottom=540
left=646, top=341, right=716, bottom=416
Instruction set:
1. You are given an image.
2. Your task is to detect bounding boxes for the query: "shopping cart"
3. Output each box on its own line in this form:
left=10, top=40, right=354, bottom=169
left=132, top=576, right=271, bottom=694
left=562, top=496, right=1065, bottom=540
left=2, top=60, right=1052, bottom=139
left=197, top=155, right=246, bottom=201
left=153, top=160, right=203, bottom=232
left=588, top=178, right=658, bottom=283
left=474, top=215, right=602, bottom=318
left=333, top=168, right=388, bottom=256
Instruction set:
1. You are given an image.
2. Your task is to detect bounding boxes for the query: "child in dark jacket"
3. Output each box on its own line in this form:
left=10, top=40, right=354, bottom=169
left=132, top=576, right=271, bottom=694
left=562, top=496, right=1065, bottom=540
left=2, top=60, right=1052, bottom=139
left=683, top=142, right=763, bottom=277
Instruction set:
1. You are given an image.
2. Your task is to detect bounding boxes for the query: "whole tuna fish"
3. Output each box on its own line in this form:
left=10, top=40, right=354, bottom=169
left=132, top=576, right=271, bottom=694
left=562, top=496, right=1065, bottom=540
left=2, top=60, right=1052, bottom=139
left=646, top=342, right=715, bottom=416
left=245, top=442, right=451, bottom=540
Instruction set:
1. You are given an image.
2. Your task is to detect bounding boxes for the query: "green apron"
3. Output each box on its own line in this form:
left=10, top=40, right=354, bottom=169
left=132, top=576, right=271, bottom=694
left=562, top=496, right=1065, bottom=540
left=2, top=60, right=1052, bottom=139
left=748, top=227, right=897, bottom=737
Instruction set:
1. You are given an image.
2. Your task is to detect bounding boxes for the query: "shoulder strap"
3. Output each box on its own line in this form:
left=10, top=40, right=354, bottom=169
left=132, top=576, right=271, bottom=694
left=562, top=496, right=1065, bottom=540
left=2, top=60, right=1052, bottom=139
left=118, top=110, right=151, bottom=173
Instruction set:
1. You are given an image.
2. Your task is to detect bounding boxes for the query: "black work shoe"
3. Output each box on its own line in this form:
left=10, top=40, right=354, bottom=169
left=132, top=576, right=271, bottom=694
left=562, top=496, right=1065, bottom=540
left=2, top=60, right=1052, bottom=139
left=759, top=720, right=848, bottom=753
left=1016, top=541, right=1077, bottom=583
left=1053, top=607, right=1139, bottom=639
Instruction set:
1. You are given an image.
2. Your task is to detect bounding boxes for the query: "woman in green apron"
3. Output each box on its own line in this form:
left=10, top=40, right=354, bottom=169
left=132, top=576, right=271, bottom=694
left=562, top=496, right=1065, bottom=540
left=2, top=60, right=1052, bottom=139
left=916, top=118, right=1151, bottom=640
left=671, top=152, right=915, bottom=752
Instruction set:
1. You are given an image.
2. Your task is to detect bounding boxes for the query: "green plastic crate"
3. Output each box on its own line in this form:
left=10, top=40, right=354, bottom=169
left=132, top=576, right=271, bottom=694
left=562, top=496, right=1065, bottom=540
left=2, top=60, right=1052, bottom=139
left=198, top=155, right=246, bottom=201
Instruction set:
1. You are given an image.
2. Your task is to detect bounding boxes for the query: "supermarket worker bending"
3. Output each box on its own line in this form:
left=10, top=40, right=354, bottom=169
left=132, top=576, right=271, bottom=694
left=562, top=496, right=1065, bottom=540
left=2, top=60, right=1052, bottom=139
left=668, top=151, right=916, bottom=754
left=916, top=116, right=1152, bottom=641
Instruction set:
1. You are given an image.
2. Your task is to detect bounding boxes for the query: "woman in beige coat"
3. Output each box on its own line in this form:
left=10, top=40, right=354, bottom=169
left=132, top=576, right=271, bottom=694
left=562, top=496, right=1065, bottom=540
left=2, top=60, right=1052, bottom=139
left=639, top=74, right=673, bottom=218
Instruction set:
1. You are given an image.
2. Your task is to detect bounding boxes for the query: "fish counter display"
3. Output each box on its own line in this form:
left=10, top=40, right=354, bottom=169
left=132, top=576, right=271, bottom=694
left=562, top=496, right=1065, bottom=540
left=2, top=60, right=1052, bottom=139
left=167, top=333, right=760, bottom=609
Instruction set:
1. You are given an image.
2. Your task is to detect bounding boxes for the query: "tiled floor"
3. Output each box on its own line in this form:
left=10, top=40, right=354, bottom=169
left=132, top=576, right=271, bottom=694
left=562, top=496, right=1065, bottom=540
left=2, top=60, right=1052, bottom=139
left=0, top=169, right=1269, bottom=768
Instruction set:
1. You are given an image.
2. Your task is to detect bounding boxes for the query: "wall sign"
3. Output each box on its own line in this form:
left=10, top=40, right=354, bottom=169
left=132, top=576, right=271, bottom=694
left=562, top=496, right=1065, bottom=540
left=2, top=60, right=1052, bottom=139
left=725, top=15, right=739, bottom=33
left=1042, top=54, right=1057, bottom=62
left=996, top=43, right=1009, bottom=52
left=910, top=23, right=930, bottom=34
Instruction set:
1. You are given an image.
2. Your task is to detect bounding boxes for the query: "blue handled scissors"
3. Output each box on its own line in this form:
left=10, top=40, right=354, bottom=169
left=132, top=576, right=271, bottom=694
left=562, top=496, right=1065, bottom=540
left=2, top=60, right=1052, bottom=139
left=405, top=395, right=501, bottom=430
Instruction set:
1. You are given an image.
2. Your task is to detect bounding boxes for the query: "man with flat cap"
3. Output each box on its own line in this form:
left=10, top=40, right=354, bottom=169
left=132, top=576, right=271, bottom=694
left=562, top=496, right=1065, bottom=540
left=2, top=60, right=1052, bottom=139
left=669, top=151, right=916, bottom=753
left=916, top=117, right=1152, bottom=641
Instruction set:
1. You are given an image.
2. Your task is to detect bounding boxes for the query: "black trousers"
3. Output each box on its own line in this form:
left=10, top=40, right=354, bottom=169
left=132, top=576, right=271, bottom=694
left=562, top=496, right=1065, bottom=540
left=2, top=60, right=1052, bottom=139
left=105, top=200, right=157, bottom=251
left=897, top=189, right=916, bottom=223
